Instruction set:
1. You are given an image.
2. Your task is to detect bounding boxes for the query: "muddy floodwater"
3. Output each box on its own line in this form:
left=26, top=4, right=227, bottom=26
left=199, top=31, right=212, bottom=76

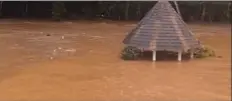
left=0, top=19, right=231, bottom=101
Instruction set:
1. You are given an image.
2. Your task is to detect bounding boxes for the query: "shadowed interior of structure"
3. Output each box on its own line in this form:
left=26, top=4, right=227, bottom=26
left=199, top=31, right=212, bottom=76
left=139, top=51, right=191, bottom=61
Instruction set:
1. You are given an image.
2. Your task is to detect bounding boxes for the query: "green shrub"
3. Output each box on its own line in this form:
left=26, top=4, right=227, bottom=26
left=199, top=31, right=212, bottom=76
left=120, top=46, right=215, bottom=60
left=184, top=46, right=215, bottom=58
left=192, top=47, right=216, bottom=58
left=52, top=2, right=66, bottom=21
left=121, top=46, right=141, bottom=60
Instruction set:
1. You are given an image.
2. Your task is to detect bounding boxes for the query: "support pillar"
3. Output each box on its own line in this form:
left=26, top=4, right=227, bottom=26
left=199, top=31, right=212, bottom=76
left=141, top=48, right=144, bottom=57
left=153, top=51, right=156, bottom=61
left=190, top=50, right=194, bottom=59
left=178, top=51, right=182, bottom=61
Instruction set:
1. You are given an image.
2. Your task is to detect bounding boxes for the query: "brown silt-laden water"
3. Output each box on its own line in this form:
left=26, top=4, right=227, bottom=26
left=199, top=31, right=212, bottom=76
left=0, top=19, right=231, bottom=101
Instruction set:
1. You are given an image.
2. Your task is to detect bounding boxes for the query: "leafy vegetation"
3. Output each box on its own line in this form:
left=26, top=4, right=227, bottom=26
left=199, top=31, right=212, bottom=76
left=191, top=47, right=216, bottom=58
left=0, top=1, right=230, bottom=23
left=121, top=46, right=141, bottom=60
left=52, top=2, right=66, bottom=21
left=121, top=46, right=216, bottom=60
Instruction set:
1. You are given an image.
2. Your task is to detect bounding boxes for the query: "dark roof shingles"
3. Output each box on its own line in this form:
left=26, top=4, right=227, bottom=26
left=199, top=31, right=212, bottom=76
left=123, top=1, right=201, bottom=52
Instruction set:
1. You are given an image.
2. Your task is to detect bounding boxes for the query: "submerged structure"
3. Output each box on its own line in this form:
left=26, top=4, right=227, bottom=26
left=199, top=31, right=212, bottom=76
left=123, top=1, right=201, bottom=61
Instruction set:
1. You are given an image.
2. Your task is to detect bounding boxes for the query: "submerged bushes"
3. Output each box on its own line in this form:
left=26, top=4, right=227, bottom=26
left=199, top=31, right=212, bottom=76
left=191, top=47, right=216, bottom=58
left=121, top=46, right=216, bottom=60
left=121, top=46, right=141, bottom=60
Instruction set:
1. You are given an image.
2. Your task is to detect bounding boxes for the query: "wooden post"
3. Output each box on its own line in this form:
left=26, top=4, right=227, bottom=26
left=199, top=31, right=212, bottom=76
left=190, top=50, right=194, bottom=59
left=153, top=51, right=156, bottom=61
left=178, top=51, right=182, bottom=61
left=141, top=48, right=144, bottom=57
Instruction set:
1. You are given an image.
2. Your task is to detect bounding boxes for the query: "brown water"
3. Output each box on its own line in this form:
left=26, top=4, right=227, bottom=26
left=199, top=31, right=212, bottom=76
left=0, top=19, right=231, bottom=101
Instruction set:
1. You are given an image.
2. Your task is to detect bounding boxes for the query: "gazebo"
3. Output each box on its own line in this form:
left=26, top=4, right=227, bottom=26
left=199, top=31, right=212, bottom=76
left=123, top=1, right=201, bottom=61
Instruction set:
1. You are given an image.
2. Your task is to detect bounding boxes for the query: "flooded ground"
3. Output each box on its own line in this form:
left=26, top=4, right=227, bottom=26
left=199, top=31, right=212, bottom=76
left=0, top=19, right=231, bottom=101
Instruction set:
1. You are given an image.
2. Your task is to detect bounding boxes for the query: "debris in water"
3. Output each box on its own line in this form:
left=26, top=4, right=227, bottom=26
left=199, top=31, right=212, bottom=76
left=50, top=57, right=54, bottom=60
left=53, top=49, right=57, bottom=52
left=65, top=49, right=76, bottom=52
left=61, top=36, right=65, bottom=39
left=100, top=22, right=107, bottom=25
left=58, top=47, right=62, bottom=50
left=46, top=34, right=51, bottom=36
left=90, top=36, right=104, bottom=39
left=101, top=14, right=104, bottom=17
left=64, top=22, right=73, bottom=24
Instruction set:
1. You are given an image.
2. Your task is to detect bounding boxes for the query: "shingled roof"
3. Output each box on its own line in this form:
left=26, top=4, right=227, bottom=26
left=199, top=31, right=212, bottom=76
left=123, top=1, right=201, bottom=52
